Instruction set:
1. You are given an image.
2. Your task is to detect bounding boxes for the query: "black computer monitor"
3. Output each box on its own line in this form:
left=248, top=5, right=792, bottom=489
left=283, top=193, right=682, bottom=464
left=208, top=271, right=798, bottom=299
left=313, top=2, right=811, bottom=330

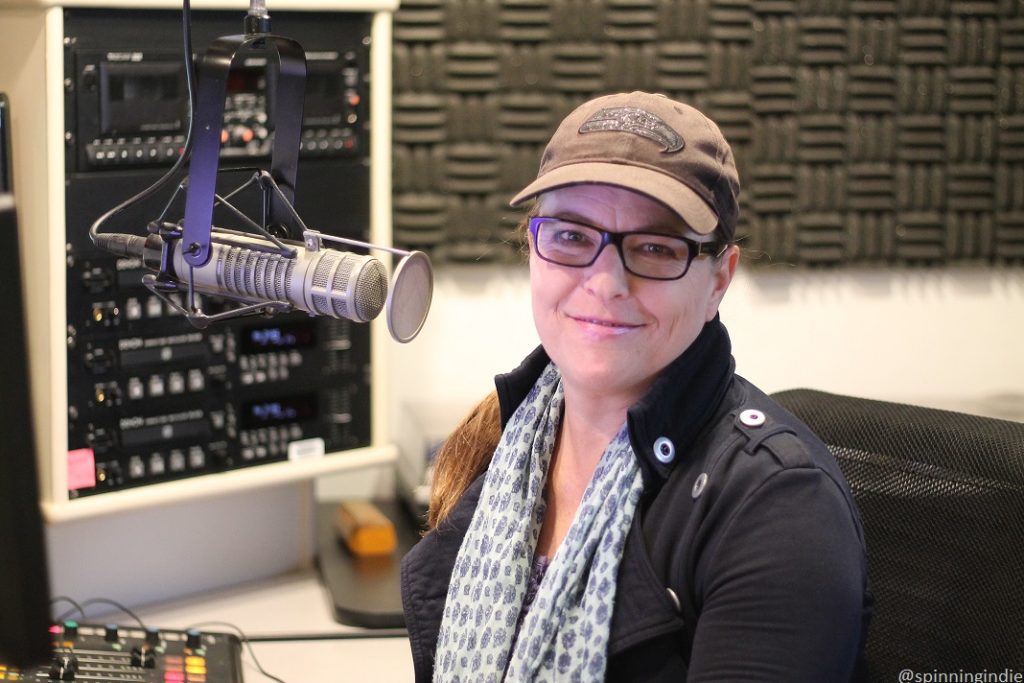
left=0, top=95, right=52, bottom=667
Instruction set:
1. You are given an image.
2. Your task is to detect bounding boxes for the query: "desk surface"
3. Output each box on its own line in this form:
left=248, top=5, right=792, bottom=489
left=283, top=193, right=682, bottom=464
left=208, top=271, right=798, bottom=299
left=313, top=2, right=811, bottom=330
left=131, top=568, right=414, bottom=682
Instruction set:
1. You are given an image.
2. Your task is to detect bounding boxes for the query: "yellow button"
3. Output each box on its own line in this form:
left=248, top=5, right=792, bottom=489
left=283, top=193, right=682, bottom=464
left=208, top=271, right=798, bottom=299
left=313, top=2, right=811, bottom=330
left=185, top=656, right=204, bottom=666
left=185, top=666, right=207, bottom=676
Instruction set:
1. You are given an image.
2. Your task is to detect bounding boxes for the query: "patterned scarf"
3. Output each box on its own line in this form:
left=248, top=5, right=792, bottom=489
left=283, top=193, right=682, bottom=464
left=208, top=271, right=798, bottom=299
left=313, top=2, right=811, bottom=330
left=433, top=363, right=644, bottom=682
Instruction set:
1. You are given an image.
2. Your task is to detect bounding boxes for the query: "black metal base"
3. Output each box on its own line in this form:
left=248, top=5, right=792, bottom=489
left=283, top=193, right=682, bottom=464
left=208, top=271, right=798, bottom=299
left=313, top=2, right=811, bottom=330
left=315, top=500, right=423, bottom=629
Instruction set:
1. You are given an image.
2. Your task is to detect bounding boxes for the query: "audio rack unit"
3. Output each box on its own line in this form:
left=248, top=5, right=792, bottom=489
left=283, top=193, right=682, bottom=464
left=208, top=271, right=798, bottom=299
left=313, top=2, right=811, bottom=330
left=0, top=1, right=399, bottom=520
left=64, top=9, right=375, bottom=499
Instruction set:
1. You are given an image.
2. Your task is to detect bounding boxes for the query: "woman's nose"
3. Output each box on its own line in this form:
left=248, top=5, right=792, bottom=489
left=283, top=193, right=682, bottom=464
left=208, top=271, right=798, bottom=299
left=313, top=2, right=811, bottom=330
left=582, top=243, right=630, bottom=299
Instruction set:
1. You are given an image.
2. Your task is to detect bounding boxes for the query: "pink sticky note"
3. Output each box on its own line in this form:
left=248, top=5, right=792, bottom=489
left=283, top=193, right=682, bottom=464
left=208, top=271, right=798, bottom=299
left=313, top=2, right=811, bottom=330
left=67, top=448, right=97, bottom=491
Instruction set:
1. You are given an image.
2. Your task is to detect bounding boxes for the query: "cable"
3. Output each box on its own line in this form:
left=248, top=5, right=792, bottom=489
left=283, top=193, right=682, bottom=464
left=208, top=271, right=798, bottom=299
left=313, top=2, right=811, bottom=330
left=88, top=0, right=196, bottom=244
left=54, top=596, right=148, bottom=629
left=188, top=620, right=288, bottom=683
left=50, top=595, right=86, bottom=621
left=76, top=598, right=147, bottom=630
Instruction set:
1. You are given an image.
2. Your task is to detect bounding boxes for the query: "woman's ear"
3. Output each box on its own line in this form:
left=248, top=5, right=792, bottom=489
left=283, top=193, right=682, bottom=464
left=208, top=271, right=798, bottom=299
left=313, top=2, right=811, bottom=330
left=704, top=245, right=739, bottom=322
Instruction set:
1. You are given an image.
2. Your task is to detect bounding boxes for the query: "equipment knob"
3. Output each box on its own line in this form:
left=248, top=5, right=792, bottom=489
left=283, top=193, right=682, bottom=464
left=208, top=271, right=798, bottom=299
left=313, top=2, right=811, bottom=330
left=185, top=627, right=202, bottom=649
left=144, top=626, right=161, bottom=646
left=62, top=620, right=79, bottom=638
left=104, top=623, right=119, bottom=642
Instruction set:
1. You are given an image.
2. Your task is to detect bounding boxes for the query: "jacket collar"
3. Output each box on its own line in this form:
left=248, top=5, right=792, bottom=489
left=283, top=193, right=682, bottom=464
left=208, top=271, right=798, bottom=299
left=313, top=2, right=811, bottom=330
left=494, top=316, right=735, bottom=487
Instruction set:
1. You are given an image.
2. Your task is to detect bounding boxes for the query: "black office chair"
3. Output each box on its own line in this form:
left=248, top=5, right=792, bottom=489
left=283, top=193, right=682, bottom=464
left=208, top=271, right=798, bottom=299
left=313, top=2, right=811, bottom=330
left=772, top=389, right=1024, bottom=682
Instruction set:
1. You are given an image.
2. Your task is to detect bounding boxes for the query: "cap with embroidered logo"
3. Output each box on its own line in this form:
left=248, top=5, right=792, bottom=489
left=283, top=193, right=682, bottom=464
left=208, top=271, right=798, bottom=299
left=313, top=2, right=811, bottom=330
left=510, top=91, right=740, bottom=240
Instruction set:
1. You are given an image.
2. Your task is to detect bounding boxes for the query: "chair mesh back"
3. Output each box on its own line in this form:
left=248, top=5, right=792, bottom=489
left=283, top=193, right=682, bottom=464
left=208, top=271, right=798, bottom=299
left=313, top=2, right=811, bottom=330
left=772, top=389, right=1024, bottom=681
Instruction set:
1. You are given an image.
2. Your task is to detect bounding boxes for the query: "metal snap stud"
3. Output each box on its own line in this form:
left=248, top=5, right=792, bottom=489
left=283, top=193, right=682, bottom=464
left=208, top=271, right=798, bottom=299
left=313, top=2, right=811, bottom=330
left=692, top=472, right=708, bottom=499
left=739, top=409, right=766, bottom=427
left=666, top=587, right=682, bottom=613
left=653, top=436, right=675, bottom=464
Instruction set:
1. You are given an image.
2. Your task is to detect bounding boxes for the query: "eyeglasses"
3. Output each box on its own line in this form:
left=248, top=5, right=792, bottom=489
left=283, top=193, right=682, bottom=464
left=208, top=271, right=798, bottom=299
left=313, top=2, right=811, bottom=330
left=527, top=216, right=728, bottom=281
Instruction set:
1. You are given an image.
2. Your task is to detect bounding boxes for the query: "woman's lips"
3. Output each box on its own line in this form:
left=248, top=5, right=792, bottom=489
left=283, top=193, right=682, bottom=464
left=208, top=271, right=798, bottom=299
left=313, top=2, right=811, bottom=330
left=568, top=314, right=644, bottom=333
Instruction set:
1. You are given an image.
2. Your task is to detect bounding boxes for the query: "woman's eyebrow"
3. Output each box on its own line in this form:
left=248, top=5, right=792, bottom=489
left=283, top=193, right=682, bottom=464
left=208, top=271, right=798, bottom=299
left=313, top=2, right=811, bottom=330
left=544, top=211, right=691, bottom=236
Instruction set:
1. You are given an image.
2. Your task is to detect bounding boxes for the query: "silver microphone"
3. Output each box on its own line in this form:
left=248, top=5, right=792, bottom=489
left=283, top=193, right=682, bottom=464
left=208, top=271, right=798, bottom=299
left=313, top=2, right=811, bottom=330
left=96, top=231, right=388, bottom=323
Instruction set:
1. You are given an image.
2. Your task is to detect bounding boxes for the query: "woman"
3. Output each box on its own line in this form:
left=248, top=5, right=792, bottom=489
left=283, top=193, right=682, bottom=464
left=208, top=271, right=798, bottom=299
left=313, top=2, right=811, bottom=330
left=402, top=91, right=870, bottom=682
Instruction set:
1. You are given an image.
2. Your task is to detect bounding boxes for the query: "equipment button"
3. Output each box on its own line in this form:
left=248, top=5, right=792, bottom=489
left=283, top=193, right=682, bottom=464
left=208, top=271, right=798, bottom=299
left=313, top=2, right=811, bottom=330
left=188, top=447, right=205, bottom=469
left=125, top=297, right=143, bottom=320
left=169, top=450, right=186, bottom=472
left=187, top=370, right=205, bottom=392
left=146, top=296, right=163, bottom=318
left=149, top=453, right=166, bottom=476
left=127, top=377, right=145, bottom=400
left=128, top=456, right=146, bottom=479
left=148, top=375, right=165, bottom=397
left=168, top=372, right=185, bottom=395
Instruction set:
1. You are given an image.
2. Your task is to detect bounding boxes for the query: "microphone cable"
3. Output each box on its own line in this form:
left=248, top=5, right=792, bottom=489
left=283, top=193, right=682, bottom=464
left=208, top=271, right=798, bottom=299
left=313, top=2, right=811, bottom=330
left=88, top=0, right=197, bottom=245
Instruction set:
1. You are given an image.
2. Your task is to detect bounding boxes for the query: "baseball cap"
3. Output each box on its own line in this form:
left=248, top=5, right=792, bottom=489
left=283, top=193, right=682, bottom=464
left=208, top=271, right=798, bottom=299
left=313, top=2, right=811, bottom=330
left=510, top=91, right=740, bottom=240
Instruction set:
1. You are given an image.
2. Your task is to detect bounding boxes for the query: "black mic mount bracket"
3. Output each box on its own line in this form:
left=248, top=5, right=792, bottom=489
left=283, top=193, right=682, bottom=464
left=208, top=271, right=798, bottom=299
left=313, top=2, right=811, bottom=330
left=182, top=11, right=305, bottom=269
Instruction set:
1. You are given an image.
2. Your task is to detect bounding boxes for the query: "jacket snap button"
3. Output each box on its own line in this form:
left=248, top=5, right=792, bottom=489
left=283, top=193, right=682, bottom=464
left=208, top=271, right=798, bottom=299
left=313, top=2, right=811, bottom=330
left=666, top=587, right=682, bottom=613
left=739, top=409, right=766, bottom=427
left=692, top=472, right=708, bottom=499
left=653, top=436, right=675, bottom=464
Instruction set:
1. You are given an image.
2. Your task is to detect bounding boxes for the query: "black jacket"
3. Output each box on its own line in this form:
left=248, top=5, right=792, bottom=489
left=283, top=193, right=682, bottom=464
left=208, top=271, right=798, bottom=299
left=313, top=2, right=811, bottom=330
left=402, top=320, right=871, bottom=681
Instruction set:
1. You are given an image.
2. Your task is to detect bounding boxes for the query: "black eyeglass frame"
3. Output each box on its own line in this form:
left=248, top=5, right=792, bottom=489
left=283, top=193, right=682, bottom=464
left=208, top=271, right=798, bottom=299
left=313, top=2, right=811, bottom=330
left=527, top=215, right=730, bottom=281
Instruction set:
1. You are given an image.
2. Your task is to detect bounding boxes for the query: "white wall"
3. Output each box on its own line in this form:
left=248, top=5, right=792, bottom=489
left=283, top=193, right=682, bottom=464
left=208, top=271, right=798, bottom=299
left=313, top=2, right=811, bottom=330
left=387, top=262, right=1024, bottom=434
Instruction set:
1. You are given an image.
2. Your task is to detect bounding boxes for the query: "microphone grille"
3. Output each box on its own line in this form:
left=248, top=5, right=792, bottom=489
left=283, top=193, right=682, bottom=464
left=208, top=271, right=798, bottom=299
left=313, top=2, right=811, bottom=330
left=352, top=259, right=387, bottom=322
left=310, top=250, right=388, bottom=322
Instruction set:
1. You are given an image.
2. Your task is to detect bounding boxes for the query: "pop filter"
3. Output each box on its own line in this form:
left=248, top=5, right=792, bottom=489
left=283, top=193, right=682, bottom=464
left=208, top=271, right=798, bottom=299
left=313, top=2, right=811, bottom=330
left=386, top=251, right=433, bottom=343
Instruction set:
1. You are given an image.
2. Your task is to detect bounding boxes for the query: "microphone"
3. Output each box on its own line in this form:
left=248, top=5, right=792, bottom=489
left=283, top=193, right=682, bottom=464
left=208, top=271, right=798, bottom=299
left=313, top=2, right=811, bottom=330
left=95, top=230, right=388, bottom=323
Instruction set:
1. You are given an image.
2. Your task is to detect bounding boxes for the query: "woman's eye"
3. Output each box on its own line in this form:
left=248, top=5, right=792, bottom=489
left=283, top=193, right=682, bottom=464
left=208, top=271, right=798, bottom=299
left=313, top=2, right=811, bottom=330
left=554, top=229, right=591, bottom=246
left=634, top=241, right=680, bottom=259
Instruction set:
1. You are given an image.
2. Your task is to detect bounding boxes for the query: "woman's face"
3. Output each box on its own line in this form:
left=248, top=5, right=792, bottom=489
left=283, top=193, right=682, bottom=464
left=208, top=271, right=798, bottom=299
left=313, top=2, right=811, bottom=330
left=530, top=184, right=738, bottom=405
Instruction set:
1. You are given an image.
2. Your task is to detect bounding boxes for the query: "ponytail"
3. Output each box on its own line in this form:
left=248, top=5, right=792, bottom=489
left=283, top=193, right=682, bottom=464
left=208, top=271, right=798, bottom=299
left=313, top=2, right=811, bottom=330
left=427, top=391, right=503, bottom=530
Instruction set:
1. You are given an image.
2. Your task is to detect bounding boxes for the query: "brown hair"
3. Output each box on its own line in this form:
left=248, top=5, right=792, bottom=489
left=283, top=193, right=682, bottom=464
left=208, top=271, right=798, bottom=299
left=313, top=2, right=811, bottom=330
left=427, top=391, right=503, bottom=530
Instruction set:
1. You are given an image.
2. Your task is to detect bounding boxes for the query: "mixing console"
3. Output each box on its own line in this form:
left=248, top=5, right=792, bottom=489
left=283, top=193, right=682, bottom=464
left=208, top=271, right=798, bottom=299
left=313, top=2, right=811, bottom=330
left=0, top=621, right=242, bottom=682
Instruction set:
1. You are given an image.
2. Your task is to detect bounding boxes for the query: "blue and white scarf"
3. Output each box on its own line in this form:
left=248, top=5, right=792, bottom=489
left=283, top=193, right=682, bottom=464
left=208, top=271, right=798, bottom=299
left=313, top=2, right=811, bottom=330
left=434, top=363, right=645, bottom=682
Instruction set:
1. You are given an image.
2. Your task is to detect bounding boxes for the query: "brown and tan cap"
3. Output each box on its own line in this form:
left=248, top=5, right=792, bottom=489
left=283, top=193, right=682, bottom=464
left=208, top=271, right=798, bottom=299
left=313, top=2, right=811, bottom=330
left=510, top=91, right=740, bottom=240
